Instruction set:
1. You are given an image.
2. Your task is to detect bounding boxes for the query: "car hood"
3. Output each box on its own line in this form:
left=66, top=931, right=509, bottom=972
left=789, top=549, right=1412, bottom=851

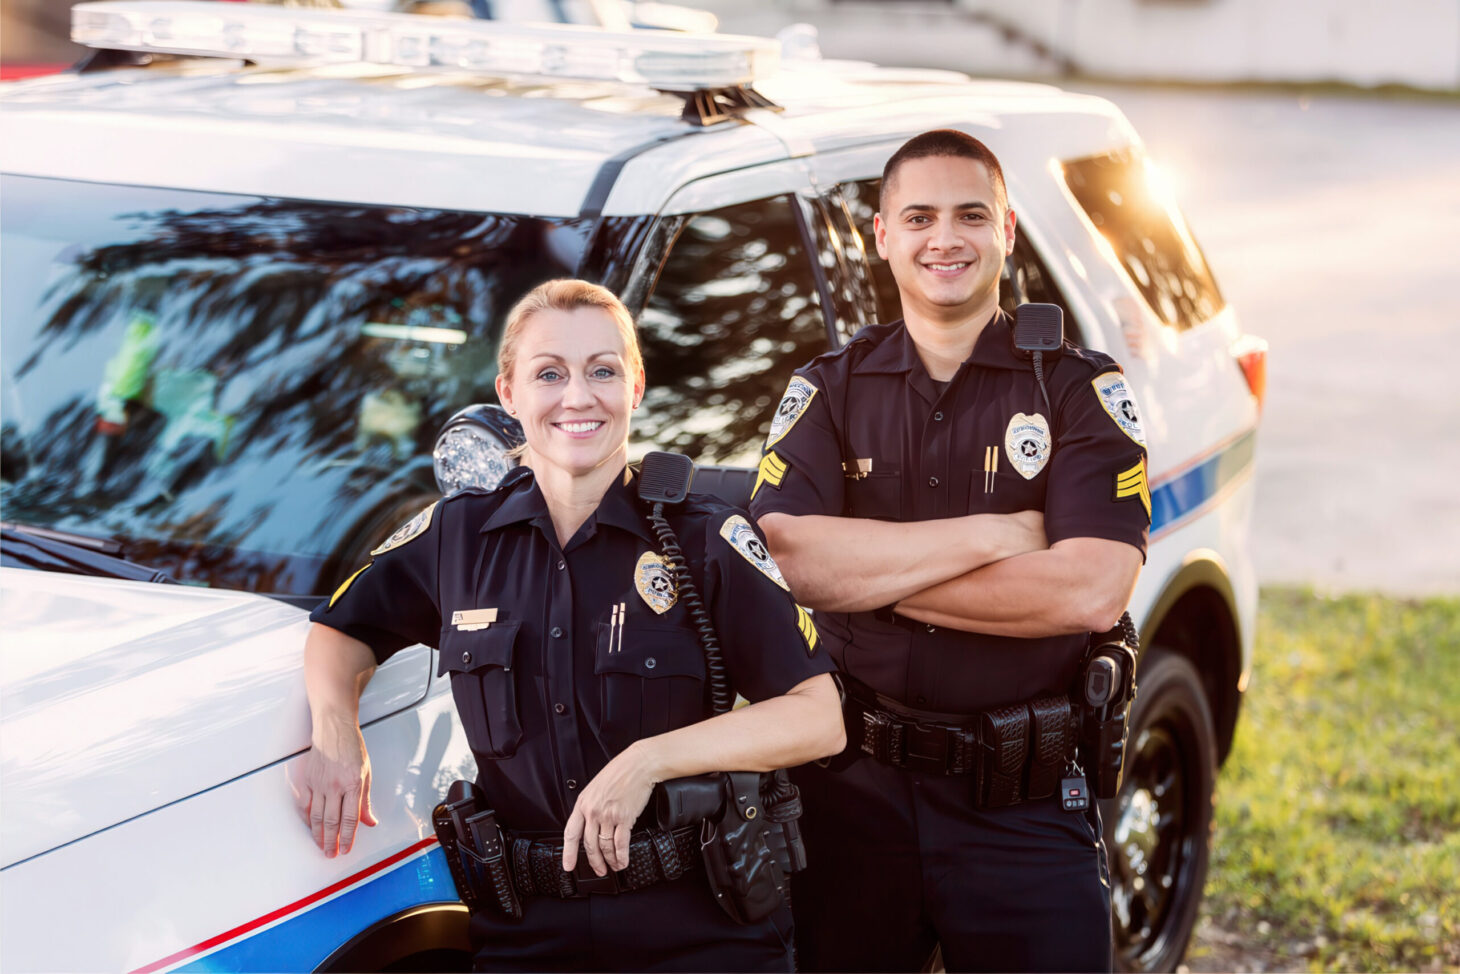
left=0, top=568, right=430, bottom=867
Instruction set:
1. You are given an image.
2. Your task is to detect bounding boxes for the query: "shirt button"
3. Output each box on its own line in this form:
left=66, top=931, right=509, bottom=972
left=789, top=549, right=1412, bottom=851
left=554, top=703, right=566, bottom=715
left=461, top=651, right=472, bottom=665
left=925, top=624, right=937, bottom=633
left=916, top=695, right=928, bottom=706
left=566, top=779, right=578, bottom=790
left=644, top=657, right=657, bottom=670
left=933, top=411, right=944, bottom=421
left=551, top=626, right=564, bottom=638
left=556, top=560, right=565, bottom=571
left=928, top=477, right=939, bottom=488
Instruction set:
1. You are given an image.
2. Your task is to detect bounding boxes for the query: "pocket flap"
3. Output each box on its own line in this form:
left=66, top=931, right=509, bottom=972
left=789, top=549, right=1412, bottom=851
left=596, top=623, right=705, bottom=680
left=438, top=620, right=521, bottom=677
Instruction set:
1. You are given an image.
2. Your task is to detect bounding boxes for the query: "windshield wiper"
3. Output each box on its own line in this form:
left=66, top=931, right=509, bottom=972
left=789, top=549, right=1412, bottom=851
left=0, top=523, right=177, bottom=584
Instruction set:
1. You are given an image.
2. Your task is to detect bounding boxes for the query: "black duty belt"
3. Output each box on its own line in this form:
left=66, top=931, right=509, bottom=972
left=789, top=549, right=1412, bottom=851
left=506, top=825, right=701, bottom=898
left=840, top=676, right=1078, bottom=807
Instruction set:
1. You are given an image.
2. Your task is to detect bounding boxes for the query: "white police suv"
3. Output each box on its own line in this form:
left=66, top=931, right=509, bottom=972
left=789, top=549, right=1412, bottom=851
left=0, top=4, right=1264, bottom=970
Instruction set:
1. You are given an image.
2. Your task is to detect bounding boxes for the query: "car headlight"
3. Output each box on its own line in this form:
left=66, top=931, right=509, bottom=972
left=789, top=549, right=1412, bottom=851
left=432, top=404, right=524, bottom=496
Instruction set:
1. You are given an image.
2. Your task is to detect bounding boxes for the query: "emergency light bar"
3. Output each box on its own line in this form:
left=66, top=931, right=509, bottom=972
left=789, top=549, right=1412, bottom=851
left=70, top=1, right=779, bottom=89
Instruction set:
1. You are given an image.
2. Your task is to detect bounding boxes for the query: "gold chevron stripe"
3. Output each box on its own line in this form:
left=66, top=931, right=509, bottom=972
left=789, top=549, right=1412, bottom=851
left=752, top=450, right=788, bottom=499
left=329, top=562, right=371, bottom=608
left=795, top=604, right=819, bottom=655
left=1114, top=460, right=1152, bottom=518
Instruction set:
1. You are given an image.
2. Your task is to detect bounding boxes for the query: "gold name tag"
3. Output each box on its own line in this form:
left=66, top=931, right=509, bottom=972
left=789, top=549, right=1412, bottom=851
left=842, top=458, right=873, bottom=480
left=452, top=608, right=499, bottom=632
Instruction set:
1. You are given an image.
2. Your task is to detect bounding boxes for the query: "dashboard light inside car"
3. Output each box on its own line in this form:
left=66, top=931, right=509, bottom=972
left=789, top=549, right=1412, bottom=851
left=433, top=404, right=525, bottom=496
left=70, top=1, right=780, bottom=89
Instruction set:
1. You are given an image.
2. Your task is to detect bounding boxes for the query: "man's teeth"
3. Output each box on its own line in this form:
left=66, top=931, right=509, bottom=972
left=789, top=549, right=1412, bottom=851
left=556, top=421, right=603, bottom=433
left=927, top=262, right=969, bottom=270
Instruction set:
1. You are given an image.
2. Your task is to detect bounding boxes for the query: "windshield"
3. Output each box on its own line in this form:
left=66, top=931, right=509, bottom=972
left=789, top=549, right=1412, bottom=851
left=1, top=175, right=603, bottom=596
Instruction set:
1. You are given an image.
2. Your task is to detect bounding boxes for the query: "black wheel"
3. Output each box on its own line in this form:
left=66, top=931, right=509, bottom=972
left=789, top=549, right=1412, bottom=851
left=1104, top=651, right=1217, bottom=972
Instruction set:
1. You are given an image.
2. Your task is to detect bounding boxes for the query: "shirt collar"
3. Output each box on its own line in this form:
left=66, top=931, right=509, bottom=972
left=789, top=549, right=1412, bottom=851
left=478, top=464, right=657, bottom=546
left=966, top=309, right=1029, bottom=371
left=851, top=309, right=1021, bottom=376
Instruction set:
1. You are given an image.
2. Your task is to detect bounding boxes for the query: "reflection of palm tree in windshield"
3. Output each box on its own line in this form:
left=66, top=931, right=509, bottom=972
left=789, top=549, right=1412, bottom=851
left=6, top=191, right=593, bottom=592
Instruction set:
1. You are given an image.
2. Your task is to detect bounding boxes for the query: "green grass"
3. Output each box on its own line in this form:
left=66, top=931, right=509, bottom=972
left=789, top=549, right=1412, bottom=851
left=1193, top=588, right=1460, bottom=972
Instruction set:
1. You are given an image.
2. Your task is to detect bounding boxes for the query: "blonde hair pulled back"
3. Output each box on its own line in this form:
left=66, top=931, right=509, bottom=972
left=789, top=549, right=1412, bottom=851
left=497, top=279, right=644, bottom=383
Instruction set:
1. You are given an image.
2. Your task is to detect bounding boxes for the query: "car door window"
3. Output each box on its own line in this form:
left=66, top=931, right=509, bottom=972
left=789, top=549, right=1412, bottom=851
left=839, top=178, right=1079, bottom=340
left=635, top=196, right=831, bottom=468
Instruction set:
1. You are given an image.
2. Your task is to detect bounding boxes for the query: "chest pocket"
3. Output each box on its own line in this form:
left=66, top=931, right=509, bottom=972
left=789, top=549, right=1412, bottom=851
left=844, top=464, right=903, bottom=521
left=438, top=621, right=523, bottom=760
left=596, top=618, right=707, bottom=755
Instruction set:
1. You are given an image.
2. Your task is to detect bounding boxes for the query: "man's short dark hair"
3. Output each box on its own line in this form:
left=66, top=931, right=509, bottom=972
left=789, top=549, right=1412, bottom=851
left=880, top=129, right=1008, bottom=214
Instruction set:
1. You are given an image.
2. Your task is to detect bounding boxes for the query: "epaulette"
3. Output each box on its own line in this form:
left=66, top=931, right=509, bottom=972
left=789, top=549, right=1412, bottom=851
left=794, top=319, right=903, bottom=378
left=1057, top=340, right=1122, bottom=377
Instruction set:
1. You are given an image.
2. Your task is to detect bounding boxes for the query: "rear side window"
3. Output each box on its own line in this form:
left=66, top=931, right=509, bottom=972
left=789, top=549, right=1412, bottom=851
left=1062, top=147, right=1225, bottom=331
left=637, top=196, right=831, bottom=467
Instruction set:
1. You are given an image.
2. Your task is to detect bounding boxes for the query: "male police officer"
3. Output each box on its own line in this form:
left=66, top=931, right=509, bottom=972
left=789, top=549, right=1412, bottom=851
left=749, top=130, right=1150, bottom=972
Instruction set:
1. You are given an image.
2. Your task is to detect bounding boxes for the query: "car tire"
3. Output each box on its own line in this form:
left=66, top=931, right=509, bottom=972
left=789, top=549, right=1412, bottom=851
left=1104, top=650, right=1217, bottom=973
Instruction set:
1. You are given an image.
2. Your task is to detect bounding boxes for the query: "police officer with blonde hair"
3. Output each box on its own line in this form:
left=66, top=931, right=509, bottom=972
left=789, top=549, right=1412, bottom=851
left=300, top=279, right=843, bottom=971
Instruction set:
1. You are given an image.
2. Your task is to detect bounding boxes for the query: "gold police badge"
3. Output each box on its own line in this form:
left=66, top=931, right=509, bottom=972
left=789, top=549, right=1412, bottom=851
left=635, top=551, right=678, bottom=614
left=1004, top=412, right=1052, bottom=480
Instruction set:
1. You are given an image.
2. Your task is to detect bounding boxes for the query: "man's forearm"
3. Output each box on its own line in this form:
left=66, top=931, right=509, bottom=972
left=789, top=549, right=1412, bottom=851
left=894, top=538, right=1142, bottom=638
left=758, top=511, right=1038, bottom=613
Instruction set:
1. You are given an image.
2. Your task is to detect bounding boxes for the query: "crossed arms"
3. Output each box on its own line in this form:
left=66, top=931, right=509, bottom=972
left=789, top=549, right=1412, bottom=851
left=757, top=510, right=1141, bottom=638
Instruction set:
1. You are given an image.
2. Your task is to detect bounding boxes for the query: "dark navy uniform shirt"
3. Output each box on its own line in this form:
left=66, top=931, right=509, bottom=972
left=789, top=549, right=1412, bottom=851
left=749, top=311, right=1150, bottom=715
left=312, top=466, right=832, bottom=832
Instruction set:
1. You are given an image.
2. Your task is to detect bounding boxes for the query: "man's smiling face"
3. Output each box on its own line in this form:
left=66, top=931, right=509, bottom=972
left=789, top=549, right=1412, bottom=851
left=874, top=154, right=1017, bottom=322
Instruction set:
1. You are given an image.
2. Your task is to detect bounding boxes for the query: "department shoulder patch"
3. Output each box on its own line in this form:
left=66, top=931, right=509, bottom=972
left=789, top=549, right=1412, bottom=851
left=795, top=604, right=819, bottom=656
left=1114, top=459, right=1152, bottom=519
left=766, top=376, right=818, bottom=448
left=752, top=451, right=788, bottom=499
left=371, top=501, right=438, bottom=556
left=635, top=551, right=678, bottom=614
left=1004, top=412, right=1052, bottom=480
left=718, top=514, right=790, bottom=591
left=1091, top=372, right=1147, bottom=447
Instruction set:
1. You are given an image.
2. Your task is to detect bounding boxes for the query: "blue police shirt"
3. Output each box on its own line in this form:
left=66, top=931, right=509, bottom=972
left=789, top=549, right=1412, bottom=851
left=312, top=465, right=832, bottom=832
left=749, top=311, right=1150, bottom=714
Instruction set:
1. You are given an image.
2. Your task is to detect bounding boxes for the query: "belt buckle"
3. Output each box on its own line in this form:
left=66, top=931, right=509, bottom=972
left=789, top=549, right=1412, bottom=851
left=572, top=857, right=623, bottom=895
left=902, top=722, right=951, bottom=775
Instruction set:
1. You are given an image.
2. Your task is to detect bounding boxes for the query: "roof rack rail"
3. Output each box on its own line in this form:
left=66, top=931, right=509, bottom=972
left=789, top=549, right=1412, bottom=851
left=70, top=1, right=781, bottom=95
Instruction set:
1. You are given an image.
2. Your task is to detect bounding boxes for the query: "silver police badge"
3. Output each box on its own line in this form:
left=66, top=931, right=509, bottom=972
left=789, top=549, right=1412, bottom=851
left=1091, top=372, right=1147, bottom=447
left=1004, top=413, right=1052, bottom=480
left=635, top=551, right=678, bottom=614
left=719, top=515, right=790, bottom=591
left=766, top=376, right=818, bottom=448
left=371, top=501, right=438, bottom=556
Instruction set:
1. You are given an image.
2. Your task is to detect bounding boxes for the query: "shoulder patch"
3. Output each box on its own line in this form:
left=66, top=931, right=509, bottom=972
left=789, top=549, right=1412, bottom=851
left=766, top=376, right=818, bottom=448
left=1091, top=372, right=1147, bottom=447
left=718, top=514, right=790, bottom=591
left=371, top=501, right=438, bottom=556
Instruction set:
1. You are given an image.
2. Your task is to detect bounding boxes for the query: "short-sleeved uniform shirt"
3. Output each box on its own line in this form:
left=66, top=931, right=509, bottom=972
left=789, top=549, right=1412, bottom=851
left=312, top=466, right=832, bottom=832
left=749, top=311, right=1150, bottom=714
